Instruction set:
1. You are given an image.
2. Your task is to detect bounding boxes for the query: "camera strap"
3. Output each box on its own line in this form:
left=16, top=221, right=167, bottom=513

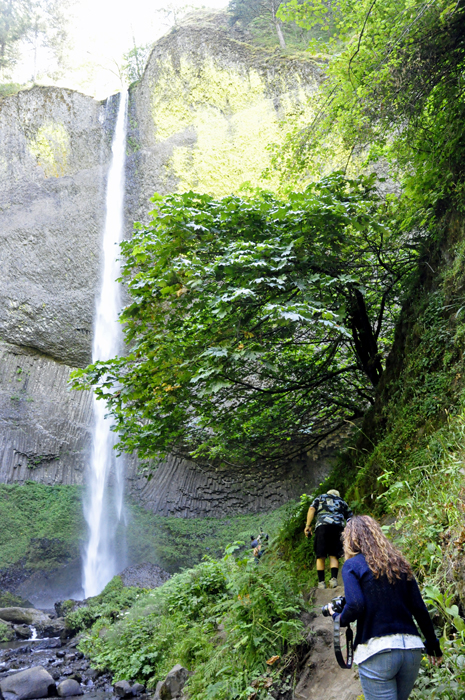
left=333, top=618, right=353, bottom=669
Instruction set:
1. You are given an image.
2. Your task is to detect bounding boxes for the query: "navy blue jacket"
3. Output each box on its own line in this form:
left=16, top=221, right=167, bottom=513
left=337, top=553, right=441, bottom=656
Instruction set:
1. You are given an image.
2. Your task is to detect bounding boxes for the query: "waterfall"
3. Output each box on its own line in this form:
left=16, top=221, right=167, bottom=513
left=82, top=90, right=128, bottom=598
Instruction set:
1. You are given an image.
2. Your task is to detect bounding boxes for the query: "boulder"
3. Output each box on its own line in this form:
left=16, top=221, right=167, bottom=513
left=118, top=563, right=171, bottom=589
left=13, top=625, right=31, bottom=639
left=57, top=679, right=83, bottom=697
left=35, top=638, right=62, bottom=650
left=0, top=608, right=50, bottom=626
left=0, top=666, right=56, bottom=700
left=131, top=683, right=145, bottom=696
left=37, top=618, right=66, bottom=639
left=159, top=665, right=189, bottom=700
left=152, top=681, right=163, bottom=700
left=114, top=680, right=132, bottom=697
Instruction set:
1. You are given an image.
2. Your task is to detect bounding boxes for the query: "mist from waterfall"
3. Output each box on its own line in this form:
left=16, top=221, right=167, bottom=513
left=83, top=90, right=128, bottom=598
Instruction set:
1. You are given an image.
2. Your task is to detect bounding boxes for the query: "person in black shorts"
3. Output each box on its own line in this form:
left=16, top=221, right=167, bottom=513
left=304, top=489, right=353, bottom=589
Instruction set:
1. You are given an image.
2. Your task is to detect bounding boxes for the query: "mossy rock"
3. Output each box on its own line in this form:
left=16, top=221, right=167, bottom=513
left=0, top=619, right=15, bottom=642
left=0, top=591, right=32, bottom=608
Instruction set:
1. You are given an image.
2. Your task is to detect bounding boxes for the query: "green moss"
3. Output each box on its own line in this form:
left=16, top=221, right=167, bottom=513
left=0, top=482, right=84, bottom=570
left=0, top=591, right=32, bottom=608
left=28, top=122, right=70, bottom=177
left=0, top=620, right=14, bottom=642
left=0, top=82, right=24, bottom=98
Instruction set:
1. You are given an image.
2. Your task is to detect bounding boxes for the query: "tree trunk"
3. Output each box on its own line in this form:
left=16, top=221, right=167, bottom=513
left=347, top=286, right=383, bottom=387
left=275, top=20, right=286, bottom=48
left=268, top=0, right=286, bottom=48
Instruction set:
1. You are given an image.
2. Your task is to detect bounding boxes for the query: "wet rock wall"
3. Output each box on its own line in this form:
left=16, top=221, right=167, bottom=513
left=0, top=16, right=333, bottom=517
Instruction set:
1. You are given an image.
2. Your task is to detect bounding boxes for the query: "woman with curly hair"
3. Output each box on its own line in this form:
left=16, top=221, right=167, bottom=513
left=329, top=515, right=442, bottom=700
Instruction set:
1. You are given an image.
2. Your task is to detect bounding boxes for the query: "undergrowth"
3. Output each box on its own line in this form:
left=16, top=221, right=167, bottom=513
left=76, top=548, right=308, bottom=700
left=65, top=576, right=143, bottom=632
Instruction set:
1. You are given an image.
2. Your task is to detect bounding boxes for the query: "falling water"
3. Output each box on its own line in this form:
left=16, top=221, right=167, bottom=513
left=83, top=90, right=128, bottom=598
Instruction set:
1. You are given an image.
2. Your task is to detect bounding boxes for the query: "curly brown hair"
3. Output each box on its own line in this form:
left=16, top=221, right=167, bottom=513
left=343, top=515, right=413, bottom=583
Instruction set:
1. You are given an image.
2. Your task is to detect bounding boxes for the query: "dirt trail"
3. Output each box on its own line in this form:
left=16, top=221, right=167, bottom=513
left=294, top=586, right=362, bottom=700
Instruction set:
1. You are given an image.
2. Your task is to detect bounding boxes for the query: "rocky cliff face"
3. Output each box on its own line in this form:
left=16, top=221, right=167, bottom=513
left=0, top=87, right=114, bottom=368
left=0, top=342, right=91, bottom=483
left=0, top=14, right=332, bottom=517
left=128, top=436, right=341, bottom=518
left=126, top=11, right=322, bottom=217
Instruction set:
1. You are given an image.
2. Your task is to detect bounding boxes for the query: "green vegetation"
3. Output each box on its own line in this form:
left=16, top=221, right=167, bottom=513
left=0, top=483, right=84, bottom=570
left=0, top=590, right=31, bottom=607
left=126, top=501, right=292, bottom=572
left=122, top=42, right=152, bottom=84
left=0, top=620, right=14, bottom=642
left=0, top=82, right=24, bottom=97
left=227, top=0, right=317, bottom=51
left=228, top=0, right=287, bottom=49
left=277, top=0, right=465, bottom=217
left=0, top=481, right=291, bottom=574
left=65, top=576, right=142, bottom=633
left=75, top=549, right=307, bottom=699
left=71, top=173, right=417, bottom=468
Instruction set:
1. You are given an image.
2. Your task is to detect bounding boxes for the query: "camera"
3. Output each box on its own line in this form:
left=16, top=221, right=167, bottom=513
left=322, top=595, right=346, bottom=617
left=321, top=596, right=353, bottom=670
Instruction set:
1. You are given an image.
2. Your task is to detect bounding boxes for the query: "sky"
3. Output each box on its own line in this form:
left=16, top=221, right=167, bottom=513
left=13, top=0, right=228, bottom=98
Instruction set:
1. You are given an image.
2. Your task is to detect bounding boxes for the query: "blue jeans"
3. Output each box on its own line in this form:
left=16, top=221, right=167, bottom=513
left=358, top=648, right=423, bottom=700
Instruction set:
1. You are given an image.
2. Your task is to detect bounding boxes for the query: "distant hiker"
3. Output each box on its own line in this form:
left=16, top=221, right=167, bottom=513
left=304, top=489, right=353, bottom=589
left=328, top=516, right=442, bottom=700
left=250, top=529, right=269, bottom=563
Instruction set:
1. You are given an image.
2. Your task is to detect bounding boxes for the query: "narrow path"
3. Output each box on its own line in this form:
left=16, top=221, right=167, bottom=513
left=295, top=586, right=362, bottom=700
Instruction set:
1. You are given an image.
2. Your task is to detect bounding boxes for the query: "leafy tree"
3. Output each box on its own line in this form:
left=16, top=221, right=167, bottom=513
left=277, top=0, right=465, bottom=219
left=122, top=40, right=152, bottom=84
left=229, top=0, right=287, bottom=49
left=0, top=0, right=30, bottom=74
left=0, top=0, right=72, bottom=80
left=71, top=173, right=419, bottom=468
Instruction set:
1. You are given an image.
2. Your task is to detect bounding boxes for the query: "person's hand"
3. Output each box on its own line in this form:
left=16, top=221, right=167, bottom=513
left=327, top=603, right=335, bottom=616
left=428, top=655, right=443, bottom=666
left=304, top=526, right=312, bottom=537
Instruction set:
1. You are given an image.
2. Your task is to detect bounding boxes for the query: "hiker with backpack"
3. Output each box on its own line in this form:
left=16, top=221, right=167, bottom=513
left=304, top=489, right=353, bottom=589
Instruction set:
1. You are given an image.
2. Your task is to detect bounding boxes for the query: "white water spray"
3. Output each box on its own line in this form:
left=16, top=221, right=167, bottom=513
left=83, top=90, right=128, bottom=598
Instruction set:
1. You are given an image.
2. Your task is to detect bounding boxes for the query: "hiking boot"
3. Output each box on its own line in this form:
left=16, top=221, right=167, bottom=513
left=318, top=581, right=326, bottom=589
left=328, top=577, right=338, bottom=589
